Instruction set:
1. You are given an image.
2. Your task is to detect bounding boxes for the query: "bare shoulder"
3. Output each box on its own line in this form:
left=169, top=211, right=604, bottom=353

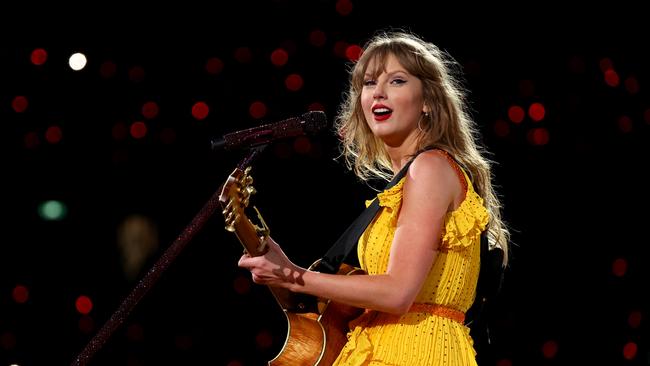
left=398, top=151, right=462, bottom=226
left=407, top=150, right=459, bottom=186
left=403, top=150, right=462, bottom=207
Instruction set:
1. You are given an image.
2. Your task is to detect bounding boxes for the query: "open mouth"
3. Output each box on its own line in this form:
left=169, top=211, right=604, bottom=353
left=372, top=106, right=393, bottom=121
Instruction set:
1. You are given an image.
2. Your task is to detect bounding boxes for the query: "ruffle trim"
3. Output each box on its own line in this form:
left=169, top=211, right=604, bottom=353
left=376, top=178, right=406, bottom=208
left=334, top=311, right=379, bottom=366
left=365, top=176, right=489, bottom=251
left=442, top=189, right=489, bottom=250
left=363, top=178, right=405, bottom=227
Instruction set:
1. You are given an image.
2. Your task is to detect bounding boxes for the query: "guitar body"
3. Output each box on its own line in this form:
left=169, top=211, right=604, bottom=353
left=270, top=263, right=365, bottom=366
left=219, top=166, right=365, bottom=365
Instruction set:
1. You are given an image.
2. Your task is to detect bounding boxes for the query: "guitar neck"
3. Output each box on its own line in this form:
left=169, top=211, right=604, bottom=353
left=231, top=214, right=268, bottom=256
left=220, top=166, right=319, bottom=313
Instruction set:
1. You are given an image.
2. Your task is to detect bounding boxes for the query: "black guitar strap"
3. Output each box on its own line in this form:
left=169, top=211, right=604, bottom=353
left=317, top=160, right=414, bottom=274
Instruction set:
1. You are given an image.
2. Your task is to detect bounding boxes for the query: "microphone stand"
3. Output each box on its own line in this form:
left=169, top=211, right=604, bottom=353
left=70, top=145, right=267, bottom=366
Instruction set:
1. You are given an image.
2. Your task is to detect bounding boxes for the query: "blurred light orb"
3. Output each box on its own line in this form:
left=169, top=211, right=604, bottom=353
left=69, top=53, right=87, bottom=71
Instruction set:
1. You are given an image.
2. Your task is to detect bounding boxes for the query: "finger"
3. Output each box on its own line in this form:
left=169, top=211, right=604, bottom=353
left=251, top=273, right=264, bottom=284
left=238, top=255, right=253, bottom=268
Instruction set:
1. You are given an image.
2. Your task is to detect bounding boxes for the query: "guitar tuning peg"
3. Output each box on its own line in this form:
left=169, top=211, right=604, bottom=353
left=223, top=199, right=234, bottom=211
left=246, top=186, right=256, bottom=196
left=225, top=211, right=235, bottom=222
left=243, top=175, right=254, bottom=187
left=224, top=213, right=240, bottom=232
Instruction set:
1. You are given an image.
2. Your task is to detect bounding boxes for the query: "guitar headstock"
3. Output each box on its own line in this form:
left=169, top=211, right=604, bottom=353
left=219, top=166, right=270, bottom=256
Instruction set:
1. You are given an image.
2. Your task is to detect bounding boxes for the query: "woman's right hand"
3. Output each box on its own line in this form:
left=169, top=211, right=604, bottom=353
left=238, top=237, right=306, bottom=289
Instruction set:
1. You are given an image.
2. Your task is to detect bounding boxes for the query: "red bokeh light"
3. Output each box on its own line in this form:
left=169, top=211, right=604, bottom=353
left=542, top=340, right=558, bottom=359
left=612, top=258, right=627, bottom=277
left=285, top=74, right=304, bottom=91
left=604, top=69, right=620, bottom=87
left=45, top=126, right=63, bottom=144
left=507, top=105, right=525, bottom=124
left=271, top=48, right=289, bottom=66
left=100, top=61, right=117, bottom=79
left=128, top=66, right=145, bottom=83
left=617, top=115, right=633, bottom=133
left=528, top=102, right=546, bottom=122
left=309, top=30, right=327, bottom=47
left=31, top=48, right=48, bottom=65
left=234, top=47, right=252, bottom=63
left=75, top=295, right=93, bottom=315
left=12, top=96, right=29, bottom=113
left=345, top=44, right=363, bottom=61
left=12, top=285, right=29, bottom=304
left=142, top=101, right=159, bottom=119
left=130, top=121, right=147, bottom=139
left=494, top=120, right=510, bottom=137
left=192, top=102, right=210, bottom=120
left=527, top=128, right=550, bottom=146
left=599, top=58, right=613, bottom=72
left=335, top=0, right=353, bottom=15
left=249, top=101, right=267, bottom=119
left=628, top=311, right=642, bottom=328
left=623, top=341, right=637, bottom=360
left=206, top=57, right=224, bottom=75
left=624, top=76, right=639, bottom=94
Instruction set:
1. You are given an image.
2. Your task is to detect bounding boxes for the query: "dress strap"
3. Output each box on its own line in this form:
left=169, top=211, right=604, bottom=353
left=429, top=149, right=468, bottom=194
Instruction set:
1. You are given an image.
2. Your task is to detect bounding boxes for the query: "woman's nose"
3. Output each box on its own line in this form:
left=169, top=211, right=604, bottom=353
left=373, top=83, right=386, bottom=99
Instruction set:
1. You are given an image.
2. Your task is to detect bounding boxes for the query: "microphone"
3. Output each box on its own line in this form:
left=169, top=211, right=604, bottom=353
left=211, top=111, right=327, bottom=150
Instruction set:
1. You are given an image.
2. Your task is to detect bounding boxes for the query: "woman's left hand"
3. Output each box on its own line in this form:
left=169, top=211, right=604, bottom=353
left=237, top=237, right=305, bottom=289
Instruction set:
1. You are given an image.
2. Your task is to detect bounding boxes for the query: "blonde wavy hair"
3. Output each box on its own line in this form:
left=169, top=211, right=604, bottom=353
left=335, top=31, right=509, bottom=264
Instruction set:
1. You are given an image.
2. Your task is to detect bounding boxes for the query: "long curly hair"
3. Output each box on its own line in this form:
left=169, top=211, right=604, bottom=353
left=335, top=31, right=510, bottom=264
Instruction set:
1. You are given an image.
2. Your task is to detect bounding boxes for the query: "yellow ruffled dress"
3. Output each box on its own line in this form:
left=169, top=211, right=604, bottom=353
left=332, top=162, right=489, bottom=366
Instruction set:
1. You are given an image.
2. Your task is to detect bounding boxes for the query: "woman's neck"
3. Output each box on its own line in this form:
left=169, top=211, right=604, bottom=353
left=385, top=132, right=420, bottom=174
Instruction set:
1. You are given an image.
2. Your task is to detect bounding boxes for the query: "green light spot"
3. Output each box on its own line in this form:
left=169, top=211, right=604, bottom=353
left=38, top=200, right=67, bottom=221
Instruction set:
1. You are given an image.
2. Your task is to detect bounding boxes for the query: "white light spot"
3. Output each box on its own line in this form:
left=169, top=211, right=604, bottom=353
left=69, top=53, right=87, bottom=71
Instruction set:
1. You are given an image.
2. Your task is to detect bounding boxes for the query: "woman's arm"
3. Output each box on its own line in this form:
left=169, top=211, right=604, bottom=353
left=238, top=151, right=462, bottom=315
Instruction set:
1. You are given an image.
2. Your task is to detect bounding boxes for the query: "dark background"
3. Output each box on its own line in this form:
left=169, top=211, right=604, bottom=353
left=1, top=1, right=648, bottom=365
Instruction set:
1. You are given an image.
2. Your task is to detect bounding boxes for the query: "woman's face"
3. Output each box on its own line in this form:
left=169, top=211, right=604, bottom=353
left=361, top=53, right=426, bottom=147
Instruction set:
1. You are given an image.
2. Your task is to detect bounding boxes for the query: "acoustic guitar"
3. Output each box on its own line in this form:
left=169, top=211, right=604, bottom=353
left=219, top=166, right=365, bottom=366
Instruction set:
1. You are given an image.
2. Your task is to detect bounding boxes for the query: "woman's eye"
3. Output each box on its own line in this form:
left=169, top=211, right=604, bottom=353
left=363, top=79, right=376, bottom=86
left=391, top=78, right=406, bottom=85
